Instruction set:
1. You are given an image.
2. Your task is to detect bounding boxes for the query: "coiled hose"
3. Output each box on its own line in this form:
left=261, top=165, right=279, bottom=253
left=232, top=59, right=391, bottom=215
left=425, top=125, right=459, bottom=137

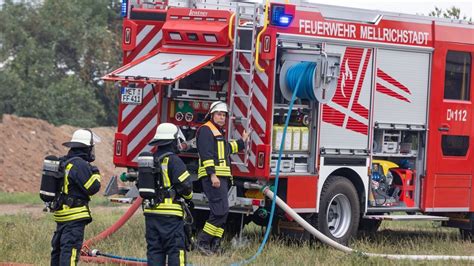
left=286, top=61, right=318, bottom=100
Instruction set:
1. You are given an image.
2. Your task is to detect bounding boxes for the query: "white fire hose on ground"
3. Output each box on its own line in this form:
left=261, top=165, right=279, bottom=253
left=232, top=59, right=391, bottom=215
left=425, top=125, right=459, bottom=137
left=258, top=185, right=474, bottom=261
left=236, top=57, right=474, bottom=264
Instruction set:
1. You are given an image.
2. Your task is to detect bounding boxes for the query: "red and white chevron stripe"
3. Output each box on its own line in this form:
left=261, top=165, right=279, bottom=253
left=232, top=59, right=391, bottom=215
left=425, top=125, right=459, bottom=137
left=118, top=84, right=160, bottom=163
left=376, top=68, right=412, bottom=103
left=230, top=53, right=269, bottom=175
left=323, top=47, right=371, bottom=135
left=124, top=24, right=163, bottom=63
left=118, top=24, right=163, bottom=165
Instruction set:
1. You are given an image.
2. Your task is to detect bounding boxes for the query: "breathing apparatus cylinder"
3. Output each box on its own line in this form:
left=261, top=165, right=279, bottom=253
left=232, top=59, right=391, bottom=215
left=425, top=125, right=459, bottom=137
left=39, top=155, right=61, bottom=202
left=137, top=152, right=157, bottom=200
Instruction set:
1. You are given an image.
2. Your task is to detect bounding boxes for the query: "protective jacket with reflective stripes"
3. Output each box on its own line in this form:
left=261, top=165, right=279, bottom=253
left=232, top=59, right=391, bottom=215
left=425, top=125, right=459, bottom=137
left=143, top=147, right=193, bottom=218
left=53, top=149, right=101, bottom=223
left=196, top=121, right=244, bottom=179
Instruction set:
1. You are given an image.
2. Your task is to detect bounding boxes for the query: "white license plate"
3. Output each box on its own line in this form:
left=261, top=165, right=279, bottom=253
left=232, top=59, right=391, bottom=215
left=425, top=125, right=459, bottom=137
left=121, top=87, right=143, bottom=105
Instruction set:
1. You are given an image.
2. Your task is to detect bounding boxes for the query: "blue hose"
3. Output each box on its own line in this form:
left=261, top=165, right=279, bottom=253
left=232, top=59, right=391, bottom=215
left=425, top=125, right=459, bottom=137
left=233, top=62, right=315, bottom=265
left=97, top=251, right=147, bottom=262
left=286, top=62, right=317, bottom=100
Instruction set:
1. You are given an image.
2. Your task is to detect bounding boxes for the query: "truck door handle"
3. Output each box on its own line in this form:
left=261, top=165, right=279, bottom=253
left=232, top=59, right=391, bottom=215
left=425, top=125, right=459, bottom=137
left=438, top=126, right=450, bottom=132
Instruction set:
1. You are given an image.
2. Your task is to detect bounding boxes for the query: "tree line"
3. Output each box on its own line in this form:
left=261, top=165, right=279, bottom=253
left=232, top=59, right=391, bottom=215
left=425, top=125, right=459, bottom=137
left=0, top=0, right=122, bottom=127
left=0, top=1, right=470, bottom=127
left=429, top=6, right=472, bottom=22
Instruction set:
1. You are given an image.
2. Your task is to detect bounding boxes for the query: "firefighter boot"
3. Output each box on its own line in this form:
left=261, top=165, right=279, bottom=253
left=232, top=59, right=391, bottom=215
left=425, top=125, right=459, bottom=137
left=196, top=242, right=214, bottom=256
left=210, top=237, right=224, bottom=255
left=196, top=232, right=214, bottom=256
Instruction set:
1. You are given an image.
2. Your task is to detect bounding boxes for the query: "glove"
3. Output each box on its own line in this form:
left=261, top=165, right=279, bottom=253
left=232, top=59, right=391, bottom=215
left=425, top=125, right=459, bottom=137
left=90, top=165, right=100, bottom=175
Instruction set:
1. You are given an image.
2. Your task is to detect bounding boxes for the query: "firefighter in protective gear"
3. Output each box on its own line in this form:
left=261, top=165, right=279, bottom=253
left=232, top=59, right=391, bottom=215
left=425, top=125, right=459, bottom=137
left=195, top=101, right=249, bottom=255
left=144, top=123, right=193, bottom=266
left=50, top=129, right=102, bottom=266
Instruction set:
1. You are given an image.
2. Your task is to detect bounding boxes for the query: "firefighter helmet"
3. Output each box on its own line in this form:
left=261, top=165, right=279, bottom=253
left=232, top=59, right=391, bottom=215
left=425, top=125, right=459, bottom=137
left=63, top=129, right=101, bottom=148
left=149, top=123, right=185, bottom=146
left=209, top=101, right=228, bottom=114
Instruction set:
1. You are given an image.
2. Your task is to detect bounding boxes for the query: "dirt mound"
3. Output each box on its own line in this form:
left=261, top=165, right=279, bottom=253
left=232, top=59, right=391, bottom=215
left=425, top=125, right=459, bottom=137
left=0, top=115, right=122, bottom=193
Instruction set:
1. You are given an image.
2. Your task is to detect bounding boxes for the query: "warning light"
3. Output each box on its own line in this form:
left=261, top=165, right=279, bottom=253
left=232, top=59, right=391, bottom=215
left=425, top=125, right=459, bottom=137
left=204, top=34, right=218, bottom=43
left=121, top=0, right=128, bottom=17
left=252, top=199, right=263, bottom=206
left=270, top=4, right=295, bottom=27
left=124, top=28, right=131, bottom=44
left=279, top=16, right=290, bottom=25
left=115, top=140, right=122, bottom=156
left=169, top=32, right=182, bottom=41
left=257, top=152, right=265, bottom=168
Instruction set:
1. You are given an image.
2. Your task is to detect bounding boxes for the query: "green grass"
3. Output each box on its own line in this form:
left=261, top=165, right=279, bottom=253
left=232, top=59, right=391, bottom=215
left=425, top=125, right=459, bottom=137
left=0, top=192, right=42, bottom=204
left=0, top=191, right=116, bottom=206
left=1, top=197, right=473, bottom=265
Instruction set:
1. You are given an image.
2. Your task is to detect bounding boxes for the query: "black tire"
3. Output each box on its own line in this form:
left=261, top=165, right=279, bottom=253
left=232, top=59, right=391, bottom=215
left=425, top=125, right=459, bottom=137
left=314, top=176, right=360, bottom=245
left=460, top=228, right=474, bottom=242
left=358, top=218, right=382, bottom=233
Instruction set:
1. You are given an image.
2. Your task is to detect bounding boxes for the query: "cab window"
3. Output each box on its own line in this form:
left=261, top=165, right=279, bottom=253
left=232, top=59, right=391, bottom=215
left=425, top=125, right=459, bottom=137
left=444, top=51, right=471, bottom=101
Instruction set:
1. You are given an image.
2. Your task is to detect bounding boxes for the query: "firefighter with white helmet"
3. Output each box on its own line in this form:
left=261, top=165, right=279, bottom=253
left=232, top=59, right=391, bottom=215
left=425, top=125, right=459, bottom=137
left=195, top=101, right=249, bottom=255
left=49, top=129, right=102, bottom=266
left=140, top=123, right=193, bottom=265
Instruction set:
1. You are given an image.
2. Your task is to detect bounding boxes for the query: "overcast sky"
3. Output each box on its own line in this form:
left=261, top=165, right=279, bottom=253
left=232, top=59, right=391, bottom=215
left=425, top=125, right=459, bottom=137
left=0, top=0, right=472, bottom=18
left=306, top=0, right=473, bottom=18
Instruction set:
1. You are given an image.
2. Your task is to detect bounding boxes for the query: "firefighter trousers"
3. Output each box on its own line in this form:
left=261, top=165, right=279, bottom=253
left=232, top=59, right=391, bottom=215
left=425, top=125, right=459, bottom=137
left=50, top=220, right=88, bottom=266
left=197, top=176, right=229, bottom=246
left=145, top=214, right=186, bottom=266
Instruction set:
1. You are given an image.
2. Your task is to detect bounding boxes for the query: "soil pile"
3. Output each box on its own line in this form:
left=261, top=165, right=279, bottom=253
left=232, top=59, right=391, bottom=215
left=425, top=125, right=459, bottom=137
left=0, top=115, right=121, bottom=192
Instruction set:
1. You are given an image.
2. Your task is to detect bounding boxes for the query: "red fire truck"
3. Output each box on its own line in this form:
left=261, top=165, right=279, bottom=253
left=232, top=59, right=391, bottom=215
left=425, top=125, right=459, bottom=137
left=103, top=0, right=474, bottom=244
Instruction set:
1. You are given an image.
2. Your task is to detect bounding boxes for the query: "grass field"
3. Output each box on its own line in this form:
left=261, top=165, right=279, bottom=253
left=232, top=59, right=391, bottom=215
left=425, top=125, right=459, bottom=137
left=0, top=193, right=473, bottom=265
left=0, top=192, right=115, bottom=206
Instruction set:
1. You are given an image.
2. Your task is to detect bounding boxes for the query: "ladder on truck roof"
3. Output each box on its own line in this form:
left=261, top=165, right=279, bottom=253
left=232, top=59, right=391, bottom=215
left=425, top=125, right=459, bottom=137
left=227, top=1, right=263, bottom=166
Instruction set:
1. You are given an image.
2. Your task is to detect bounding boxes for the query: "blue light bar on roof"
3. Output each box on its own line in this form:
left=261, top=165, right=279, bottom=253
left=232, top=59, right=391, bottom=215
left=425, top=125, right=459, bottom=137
left=270, top=5, right=293, bottom=27
left=279, top=15, right=291, bottom=25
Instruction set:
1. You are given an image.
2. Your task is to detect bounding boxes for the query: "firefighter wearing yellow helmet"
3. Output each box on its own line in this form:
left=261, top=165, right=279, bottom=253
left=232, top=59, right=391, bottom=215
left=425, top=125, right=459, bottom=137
left=50, top=129, right=102, bottom=265
left=140, top=123, right=193, bottom=265
left=195, top=101, right=249, bottom=255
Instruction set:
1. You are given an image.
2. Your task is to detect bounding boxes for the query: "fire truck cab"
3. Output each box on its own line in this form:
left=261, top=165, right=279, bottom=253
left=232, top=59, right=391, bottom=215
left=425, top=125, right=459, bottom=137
left=104, top=0, right=474, bottom=244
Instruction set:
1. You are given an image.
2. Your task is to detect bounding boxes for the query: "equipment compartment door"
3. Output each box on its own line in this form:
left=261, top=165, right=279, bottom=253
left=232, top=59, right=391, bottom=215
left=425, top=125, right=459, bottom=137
left=319, top=45, right=373, bottom=150
left=426, top=43, right=473, bottom=211
left=103, top=48, right=229, bottom=84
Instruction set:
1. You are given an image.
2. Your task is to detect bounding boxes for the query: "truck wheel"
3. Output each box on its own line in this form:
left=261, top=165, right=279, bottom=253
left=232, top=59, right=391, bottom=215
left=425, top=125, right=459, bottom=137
left=358, top=218, right=382, bottom=234
left=314, top=176, right=360, bottom=245
left=460, top=228, right=474, bottom=242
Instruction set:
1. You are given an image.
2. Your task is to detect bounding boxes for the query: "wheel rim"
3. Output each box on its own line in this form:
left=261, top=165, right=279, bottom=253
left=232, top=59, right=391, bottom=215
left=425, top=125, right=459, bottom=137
left=326, top=193, right=352, bottom=238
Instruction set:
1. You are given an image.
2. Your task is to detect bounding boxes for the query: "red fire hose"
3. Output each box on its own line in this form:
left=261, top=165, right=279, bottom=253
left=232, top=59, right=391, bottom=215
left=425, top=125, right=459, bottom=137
left=80, top=197, right=145, bottom=265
